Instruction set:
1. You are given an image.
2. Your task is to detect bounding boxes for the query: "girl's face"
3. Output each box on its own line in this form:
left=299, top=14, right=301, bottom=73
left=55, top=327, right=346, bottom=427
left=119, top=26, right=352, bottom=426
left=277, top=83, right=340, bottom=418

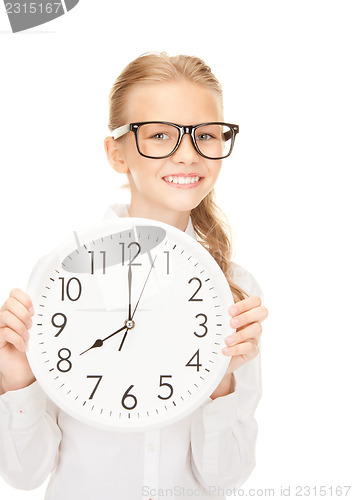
left=107, top=80, right=224, bottom=229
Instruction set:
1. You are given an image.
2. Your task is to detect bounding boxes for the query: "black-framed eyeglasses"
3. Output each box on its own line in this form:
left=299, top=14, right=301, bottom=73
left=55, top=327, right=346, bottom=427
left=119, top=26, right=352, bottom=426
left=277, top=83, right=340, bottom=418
left=111, top=121, right=239, bottom=160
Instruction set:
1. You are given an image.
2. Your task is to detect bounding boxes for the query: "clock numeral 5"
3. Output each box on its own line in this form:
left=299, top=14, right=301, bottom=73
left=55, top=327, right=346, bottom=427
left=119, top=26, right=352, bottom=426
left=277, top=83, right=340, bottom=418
left=158, top=375, right=173, bottom=400
left=52, top=312, right=67, bottom=337
left=194, top=313, right=208, bottom=337
left=59, top=277, right=82, bottom=302
left=185, top=350, right=202, bottom=372
left=188, top=277, right=203, bottom=302
left=121, top=384, right=138, bottom=410
left=87, top=375, right=103, bottom=400
left=57, top=348, right=72, bottom=372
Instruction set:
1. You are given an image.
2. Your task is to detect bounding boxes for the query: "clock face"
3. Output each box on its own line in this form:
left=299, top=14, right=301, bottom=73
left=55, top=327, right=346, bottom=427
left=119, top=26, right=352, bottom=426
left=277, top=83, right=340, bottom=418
left=27, top=217, right=233, bottom=432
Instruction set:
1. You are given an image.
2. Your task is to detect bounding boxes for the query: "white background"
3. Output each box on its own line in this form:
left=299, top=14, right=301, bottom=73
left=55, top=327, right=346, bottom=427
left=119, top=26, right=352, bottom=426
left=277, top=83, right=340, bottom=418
left=1, top=0, right=352, bottom=498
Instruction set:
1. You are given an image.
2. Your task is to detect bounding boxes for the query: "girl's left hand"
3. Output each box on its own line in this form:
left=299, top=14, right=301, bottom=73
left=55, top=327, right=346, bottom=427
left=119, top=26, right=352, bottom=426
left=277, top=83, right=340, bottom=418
left=223, top=295, right=268, bottom=373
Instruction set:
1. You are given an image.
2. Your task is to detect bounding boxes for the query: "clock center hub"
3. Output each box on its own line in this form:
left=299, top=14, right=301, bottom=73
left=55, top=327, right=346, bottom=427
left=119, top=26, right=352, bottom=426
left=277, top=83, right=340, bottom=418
left=125, top=319, right=135, bottom=329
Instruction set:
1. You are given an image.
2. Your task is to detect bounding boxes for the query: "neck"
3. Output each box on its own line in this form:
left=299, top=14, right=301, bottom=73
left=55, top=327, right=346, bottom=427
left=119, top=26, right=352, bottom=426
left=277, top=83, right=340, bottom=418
left=127, top=204, right=190, bottom=232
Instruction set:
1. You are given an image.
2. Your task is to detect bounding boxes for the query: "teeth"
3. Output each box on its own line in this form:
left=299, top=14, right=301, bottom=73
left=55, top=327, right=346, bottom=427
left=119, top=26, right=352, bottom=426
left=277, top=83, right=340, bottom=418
left=164, top=176, right=200, bottom=184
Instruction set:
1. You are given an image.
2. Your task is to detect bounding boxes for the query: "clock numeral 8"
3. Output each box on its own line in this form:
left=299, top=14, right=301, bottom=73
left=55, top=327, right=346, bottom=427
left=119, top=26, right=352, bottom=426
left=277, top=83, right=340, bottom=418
left=121, top=384, right=138, bottom=410
left=57, top=348, right=72, bottom=372
left=59, top=277, right=82, bottom=302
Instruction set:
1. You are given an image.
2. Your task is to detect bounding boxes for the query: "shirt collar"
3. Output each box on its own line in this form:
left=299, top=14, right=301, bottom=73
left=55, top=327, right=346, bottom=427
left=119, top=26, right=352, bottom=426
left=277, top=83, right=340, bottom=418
left=102, top=203, right=197, bottom=240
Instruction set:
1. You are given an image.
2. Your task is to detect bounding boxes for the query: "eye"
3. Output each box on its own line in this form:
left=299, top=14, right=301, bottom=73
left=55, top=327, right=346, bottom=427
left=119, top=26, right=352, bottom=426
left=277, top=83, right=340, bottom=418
left=151, top=132, right=170, bottom=140
left=196, top=133, right=215, bottom=141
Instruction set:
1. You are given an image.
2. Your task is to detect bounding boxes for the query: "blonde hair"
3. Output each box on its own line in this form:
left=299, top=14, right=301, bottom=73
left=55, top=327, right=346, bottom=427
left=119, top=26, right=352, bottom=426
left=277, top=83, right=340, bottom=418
left=107, top=52, right=248, bottom=303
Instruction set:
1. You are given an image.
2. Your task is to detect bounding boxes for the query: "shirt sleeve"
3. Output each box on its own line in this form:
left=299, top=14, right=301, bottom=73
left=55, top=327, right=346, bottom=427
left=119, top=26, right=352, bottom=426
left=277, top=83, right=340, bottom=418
left=0, top=379, right=62, bottom=490
left=190, top=263, right=264, bottom=490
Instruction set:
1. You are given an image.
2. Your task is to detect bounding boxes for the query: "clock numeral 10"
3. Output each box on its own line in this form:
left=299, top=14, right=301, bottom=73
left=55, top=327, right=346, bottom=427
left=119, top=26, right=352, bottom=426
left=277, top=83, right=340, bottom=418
left=59, top=277, right=82, bottom=302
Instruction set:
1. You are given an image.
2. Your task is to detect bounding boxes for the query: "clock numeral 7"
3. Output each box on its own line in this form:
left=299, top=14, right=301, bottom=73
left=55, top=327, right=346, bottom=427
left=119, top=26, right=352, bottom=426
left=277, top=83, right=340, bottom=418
left=87, top=375, right=103, bottom=400
left=185, top=350, right=202, bottom=372
left=59, top=277, right=82, bottom=302
left=158, top=375, right=173, bottom=400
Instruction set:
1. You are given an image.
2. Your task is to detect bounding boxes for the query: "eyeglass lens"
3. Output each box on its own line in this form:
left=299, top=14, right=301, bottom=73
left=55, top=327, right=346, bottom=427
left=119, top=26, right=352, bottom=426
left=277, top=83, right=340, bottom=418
left=137, top=123, right=233, bottom=159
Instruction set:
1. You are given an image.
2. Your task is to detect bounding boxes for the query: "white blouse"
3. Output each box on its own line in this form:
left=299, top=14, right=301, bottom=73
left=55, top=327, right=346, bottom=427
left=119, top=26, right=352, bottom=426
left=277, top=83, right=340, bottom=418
left=0, top=204, right=263, bottom=500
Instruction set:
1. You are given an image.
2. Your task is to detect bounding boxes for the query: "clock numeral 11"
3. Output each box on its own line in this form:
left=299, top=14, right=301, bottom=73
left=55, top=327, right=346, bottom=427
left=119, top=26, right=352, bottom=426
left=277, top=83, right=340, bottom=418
left=88, top=251, right=106, bottom=274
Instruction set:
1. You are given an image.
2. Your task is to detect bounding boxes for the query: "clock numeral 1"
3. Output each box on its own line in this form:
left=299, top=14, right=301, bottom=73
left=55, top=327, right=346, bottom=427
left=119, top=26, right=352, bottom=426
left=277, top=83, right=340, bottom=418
left=185, top=350, right=202, bottom=372
left=52, top=313, right=67, bottom=337
left=164, top=251, right=170, bottom=275
left=188, top=277, right=203, bottom=302
left=59, top=277, right=82, bottom=302
left=158, top=375, right=173, bottom=400
left=57, top=348, right=72, bottom=372
left=121, top=384, right=138, bottom=410
left=87, top=375, right=103, bottom=400
left=88, top=250, right=106, bottom=274
left=194, top=313, right=208, bottom=337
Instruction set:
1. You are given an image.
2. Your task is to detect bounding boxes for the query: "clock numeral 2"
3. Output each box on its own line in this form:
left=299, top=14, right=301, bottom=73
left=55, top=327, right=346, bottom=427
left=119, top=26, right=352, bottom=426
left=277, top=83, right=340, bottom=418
left=185, top=350, right=202, bottom=372
left=59, top=277, right=82, bottom=302
left=57, top=348, right=72, bottom=372
left=188, top=277, right=203, bottom=302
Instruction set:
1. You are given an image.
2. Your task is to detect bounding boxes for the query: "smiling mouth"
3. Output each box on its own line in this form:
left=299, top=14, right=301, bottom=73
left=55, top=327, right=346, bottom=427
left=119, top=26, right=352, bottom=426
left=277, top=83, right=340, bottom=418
left=162, top=175, right=203, bottom=186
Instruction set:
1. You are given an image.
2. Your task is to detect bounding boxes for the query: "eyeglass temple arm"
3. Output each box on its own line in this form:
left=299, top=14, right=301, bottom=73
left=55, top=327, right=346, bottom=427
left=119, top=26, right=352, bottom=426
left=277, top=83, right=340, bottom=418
left=111, top=124, right=131, bottom=140
left=223, top=127, right=239, bottom=142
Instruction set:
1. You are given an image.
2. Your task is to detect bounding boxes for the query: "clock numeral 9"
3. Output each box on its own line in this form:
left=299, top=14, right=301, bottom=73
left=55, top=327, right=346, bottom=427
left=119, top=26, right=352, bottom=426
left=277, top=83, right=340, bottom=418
left=52, top=313, right=67, bottom=337
left=185, top=350, right=202, bottom=372
left=57, top=348, right=72, bottom=372
left=121, top=384, right=138, bottom=410
left=194, top=313, right=208, bottom=337
left=59, top=277, right=82, bottom=302
left=188, top=277, right=203, bottom=302
left=158, top=375, right=173, bottom=400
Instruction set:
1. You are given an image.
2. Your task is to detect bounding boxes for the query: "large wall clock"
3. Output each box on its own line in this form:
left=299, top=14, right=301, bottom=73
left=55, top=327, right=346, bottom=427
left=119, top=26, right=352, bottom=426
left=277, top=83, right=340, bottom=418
left=26, top=217, right=234, bottom=432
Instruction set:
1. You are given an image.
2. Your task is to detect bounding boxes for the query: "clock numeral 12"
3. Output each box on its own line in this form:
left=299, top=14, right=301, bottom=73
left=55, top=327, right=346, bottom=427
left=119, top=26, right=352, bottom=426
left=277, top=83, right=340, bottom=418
left=185, top=350, right=202, bottom=372
left=59, top=277, right=82, bottom=302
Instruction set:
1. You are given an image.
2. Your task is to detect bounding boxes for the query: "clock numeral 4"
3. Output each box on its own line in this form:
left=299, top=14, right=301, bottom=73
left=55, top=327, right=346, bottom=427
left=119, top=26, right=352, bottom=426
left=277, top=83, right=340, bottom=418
left=87, top=375, right=103, bottom=400
left=158, top=375, right=173, bottom=400
left=188, top=277, right=203, bottom=302
left=59, top=277, right=82, bottom=302
left=185, top=350, right=202, bottom=372
left=52, top=313, right=67, bottom=337
left=57, top=348, right=72, bottom=372
left=121, top=384, right=138, bottom=410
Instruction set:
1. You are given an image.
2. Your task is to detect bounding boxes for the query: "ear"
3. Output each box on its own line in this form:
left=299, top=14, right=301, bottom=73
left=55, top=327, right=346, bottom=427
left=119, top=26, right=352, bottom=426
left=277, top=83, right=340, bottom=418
left=104, top=136, right=129, bottom=174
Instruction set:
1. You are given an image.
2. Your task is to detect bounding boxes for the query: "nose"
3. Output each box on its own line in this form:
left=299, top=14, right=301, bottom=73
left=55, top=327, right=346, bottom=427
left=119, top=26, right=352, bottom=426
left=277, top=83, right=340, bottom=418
left=171, top=132, right=199, bottom=164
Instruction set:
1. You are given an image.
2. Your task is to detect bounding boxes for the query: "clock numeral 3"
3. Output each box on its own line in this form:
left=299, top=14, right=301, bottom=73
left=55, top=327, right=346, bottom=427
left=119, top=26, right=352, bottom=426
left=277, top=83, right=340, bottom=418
left=158, top=375, right=173, bottom=400
left=121, top=384, right=138, bottom=410
left=87, top=375, right=103, bottom=400
left=59, top=277, right=82, bottom=302
left=188, top=277, right=203, bottom=302
left=57, top=348, right=72, bottom=372
left=52, top=313, right=67, bottom=337
left=194, top=313, right=208, bottom=337
left=185, top=350, right=202, bottom=372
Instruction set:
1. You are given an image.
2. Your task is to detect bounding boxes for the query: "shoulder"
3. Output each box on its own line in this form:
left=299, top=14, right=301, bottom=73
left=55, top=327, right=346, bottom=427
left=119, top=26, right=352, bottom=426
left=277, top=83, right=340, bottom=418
left=230, top=262, right=264, bottom=300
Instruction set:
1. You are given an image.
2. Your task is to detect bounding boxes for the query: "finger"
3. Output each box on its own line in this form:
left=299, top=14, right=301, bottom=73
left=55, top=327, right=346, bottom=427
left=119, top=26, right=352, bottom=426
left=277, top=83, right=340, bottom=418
left=230, top=304, right=268, bottom=329
left=225, top=322, right=262, bottom=346
left=228, top=295, right=262, bottom=316
left=1, top=288, right=34, bottom=315
left=2, top=297, right=33, bottom=331
left=222, top=340, right=259, bottom=358
left=0, top=310, right=30, bottom=342
left=0, top=326, right=27, bottom=352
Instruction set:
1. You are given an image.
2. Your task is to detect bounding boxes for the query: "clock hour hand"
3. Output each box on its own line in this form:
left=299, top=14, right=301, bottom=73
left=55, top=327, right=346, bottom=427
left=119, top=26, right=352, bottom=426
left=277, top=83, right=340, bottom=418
left=79, top=324, right=128, bottom=356
left=128, top=259, right=132, bottom=321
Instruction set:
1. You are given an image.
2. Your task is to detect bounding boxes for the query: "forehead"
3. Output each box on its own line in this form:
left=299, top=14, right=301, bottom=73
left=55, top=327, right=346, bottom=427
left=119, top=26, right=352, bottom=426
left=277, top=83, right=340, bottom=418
left=126, top=80, right=223, bottom=124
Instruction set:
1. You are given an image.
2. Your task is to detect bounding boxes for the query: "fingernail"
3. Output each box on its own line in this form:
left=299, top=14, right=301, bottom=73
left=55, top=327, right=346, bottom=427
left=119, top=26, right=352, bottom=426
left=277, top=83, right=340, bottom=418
left=26, top=319, right=32, bottom=329
left=231, top=318, right=239, bottom=328
left=230, top=306, right=238, bottom=316
left=222, top=347, right=231, bottom=355
left=225, top=334, right=235, bottom=346
left=29, top=307, right=34, bottom=316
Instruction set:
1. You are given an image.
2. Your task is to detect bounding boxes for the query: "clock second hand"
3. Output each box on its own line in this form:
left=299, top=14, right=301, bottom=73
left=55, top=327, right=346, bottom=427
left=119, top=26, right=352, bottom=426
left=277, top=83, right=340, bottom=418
left=118, top=254, right=157, bottom=352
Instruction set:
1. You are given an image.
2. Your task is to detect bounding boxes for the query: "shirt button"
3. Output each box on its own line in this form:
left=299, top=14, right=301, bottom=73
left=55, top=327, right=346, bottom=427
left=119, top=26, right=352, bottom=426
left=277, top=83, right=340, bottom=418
left=147, top=442, right=157, bottom=452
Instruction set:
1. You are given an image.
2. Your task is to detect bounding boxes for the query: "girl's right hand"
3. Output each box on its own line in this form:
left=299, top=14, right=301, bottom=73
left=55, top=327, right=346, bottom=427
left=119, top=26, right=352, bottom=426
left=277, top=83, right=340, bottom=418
left=0, top=288, right=36, bottom=393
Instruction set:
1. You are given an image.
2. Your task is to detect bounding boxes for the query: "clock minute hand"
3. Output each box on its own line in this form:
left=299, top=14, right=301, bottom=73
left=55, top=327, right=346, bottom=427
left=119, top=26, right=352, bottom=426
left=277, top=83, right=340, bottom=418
left=128, top=260, right=132, bottom=321
left=79, top=324, right=128, bottom=356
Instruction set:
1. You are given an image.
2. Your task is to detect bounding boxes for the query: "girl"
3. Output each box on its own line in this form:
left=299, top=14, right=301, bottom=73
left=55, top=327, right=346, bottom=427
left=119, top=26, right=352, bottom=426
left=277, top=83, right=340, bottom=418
left=0, top=52, right=268, bottom=499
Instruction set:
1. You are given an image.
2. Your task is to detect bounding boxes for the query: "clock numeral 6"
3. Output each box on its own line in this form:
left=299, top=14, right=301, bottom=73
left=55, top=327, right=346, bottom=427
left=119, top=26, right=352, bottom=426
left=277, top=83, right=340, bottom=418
left=185, top=350, right=202, bottom=372
left=52, top=313, right=67, bottom=337
left=158, top=375, right=173, bottom=400
left=194, top=313, right=208, bottom=337
left=57, top=348, right=72, bottom=372
left=59, top=277, right=82, bottom=302
left=188, top=277, right=203, bottom=302
left=121, top=384, right=138, bottom=410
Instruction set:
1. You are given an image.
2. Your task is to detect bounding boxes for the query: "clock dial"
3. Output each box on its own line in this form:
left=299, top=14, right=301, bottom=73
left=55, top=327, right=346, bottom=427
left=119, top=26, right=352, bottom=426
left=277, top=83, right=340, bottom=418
left=27, top=218, right=233, bottom=432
